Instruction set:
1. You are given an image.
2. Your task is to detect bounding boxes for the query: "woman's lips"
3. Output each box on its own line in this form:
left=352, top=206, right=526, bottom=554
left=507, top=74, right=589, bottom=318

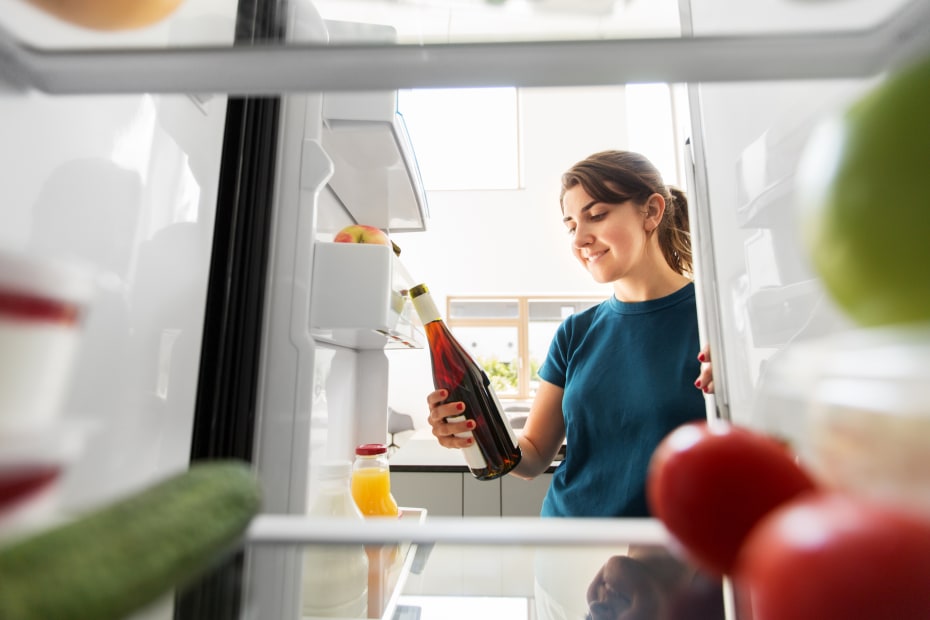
left=585, top=250, right=607, bottom=264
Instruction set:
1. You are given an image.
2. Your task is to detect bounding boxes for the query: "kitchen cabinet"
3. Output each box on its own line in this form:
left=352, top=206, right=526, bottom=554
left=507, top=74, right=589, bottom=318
left=392, top=472, right=553, bottom=517
left=392, top=472, right=462, bottom=517
left=501, top=475, right=552, bottom=517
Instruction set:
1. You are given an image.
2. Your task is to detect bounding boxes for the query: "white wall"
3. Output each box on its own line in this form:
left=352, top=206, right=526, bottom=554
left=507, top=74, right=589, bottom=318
left=387, top=85, right=642, bottom=425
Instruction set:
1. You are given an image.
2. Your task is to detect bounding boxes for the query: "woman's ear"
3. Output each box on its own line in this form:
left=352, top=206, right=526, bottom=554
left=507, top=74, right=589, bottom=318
left=644, top=193, right=667, bottom=232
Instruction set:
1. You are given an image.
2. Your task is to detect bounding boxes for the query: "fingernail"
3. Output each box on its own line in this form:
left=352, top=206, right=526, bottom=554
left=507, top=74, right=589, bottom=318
left=456, top=403, right=465, bottom=412
left=702, top=386, right=709, bottom=394
left=467, top=438, right=474, bottom=445
left=467, top=421, right=476, bottom=430
left=694, top=379, right=702, bottom=388
left=440, top=389, right=448, bottom=398
left=698, top=353, right=706, bottom=362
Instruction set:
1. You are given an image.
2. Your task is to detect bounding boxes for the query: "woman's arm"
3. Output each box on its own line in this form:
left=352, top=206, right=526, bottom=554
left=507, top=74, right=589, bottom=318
left=425, top=380, right=566, bottom=479
left=510, top=380, right=566, bottom=480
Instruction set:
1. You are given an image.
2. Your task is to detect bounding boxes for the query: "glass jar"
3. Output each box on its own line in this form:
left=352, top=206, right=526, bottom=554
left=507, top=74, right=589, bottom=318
left=302, top=460, right=369, bottom=618
left=755, top=324, right=930, bottom=516
left=351, top=443, right=399, bottom=518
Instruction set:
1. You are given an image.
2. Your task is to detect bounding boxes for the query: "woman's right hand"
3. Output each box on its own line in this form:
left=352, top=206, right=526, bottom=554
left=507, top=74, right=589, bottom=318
left=426, top=388, right=476, bottom=450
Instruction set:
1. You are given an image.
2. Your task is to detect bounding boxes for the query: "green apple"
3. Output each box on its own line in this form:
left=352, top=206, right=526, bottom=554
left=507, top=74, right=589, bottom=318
left=797, top=54, right=930, bottom=327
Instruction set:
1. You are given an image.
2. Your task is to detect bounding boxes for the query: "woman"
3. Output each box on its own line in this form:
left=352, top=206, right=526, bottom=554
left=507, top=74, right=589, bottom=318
left=427, top=150, right=714, bottom=517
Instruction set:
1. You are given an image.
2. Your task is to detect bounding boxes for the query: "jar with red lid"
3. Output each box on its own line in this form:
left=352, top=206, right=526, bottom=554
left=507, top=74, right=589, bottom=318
left=350, top=443, right=399, bottom=518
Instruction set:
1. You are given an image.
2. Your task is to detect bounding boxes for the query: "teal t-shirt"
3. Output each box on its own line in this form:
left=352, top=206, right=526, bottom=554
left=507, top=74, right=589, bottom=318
left=538, top=283, right=705, bottom=518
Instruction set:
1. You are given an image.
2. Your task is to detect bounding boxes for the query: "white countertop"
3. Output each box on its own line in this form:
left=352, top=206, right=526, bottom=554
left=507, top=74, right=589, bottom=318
left=388, top=428, right=471, bottom=470
left=389, top=428, right=562, bottom=472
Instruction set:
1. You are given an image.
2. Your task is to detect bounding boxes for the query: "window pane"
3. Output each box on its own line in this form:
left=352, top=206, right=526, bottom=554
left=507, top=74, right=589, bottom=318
left=449, top=299, right=519, bottom=320
left=451, top=325, right=519, bottom=395
left=397, top=87, right=520, bottom=191
left=528, top=321, right=560, bottom=396
left=528, top=299, right=600, bottom=321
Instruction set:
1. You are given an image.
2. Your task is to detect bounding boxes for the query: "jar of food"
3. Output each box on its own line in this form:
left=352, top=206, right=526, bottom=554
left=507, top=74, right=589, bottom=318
left=0, top=249, right=93, bottom=431
left=303, top=460, right=369, bottom=618
left=351, top=443, right=399, bottom=518
left=755, top=324, right=930, bottom=516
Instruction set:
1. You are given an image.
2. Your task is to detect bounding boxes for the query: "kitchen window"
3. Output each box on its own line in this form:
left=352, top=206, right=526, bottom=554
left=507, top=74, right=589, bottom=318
left=397, top=87, right=521, bottom=191
left=446, top=295, right=602, bottom=400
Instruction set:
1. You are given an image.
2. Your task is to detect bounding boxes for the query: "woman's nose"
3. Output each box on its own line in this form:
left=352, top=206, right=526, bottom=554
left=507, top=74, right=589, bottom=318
left=573, top=226, right=593, bottom=248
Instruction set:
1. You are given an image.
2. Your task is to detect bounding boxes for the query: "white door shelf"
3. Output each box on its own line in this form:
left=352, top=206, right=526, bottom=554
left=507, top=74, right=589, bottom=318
left=309, top=241, right=424, bottom=350
left=322, top=91, right=429, bottom=233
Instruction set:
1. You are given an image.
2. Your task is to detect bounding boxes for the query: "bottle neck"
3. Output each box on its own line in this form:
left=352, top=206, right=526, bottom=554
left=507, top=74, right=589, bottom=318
left=410, top=288, right=442, bottom=324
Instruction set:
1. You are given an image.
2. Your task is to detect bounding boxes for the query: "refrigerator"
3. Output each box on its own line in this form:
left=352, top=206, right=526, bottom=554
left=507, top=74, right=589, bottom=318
left=0, top=0, right=928, bottom=618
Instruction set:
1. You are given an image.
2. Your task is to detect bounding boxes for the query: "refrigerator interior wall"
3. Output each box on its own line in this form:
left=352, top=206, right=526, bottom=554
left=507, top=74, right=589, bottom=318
left=0, top=88, right=230, bottom=513
left=254, top=0, right=426, bottom=521
left=685, top=0, right=908, bottom=432
left=250, top=4, right=426, bottom=618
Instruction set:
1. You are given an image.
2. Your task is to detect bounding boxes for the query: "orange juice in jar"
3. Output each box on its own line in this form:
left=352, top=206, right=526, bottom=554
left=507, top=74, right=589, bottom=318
left=352, top=443, right=400, bottom=617
left=351, top=443, right=399, bottom=518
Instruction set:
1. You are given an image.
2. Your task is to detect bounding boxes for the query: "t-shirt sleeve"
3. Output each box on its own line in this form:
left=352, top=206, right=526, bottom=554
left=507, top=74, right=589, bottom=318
left=537, top=317, right=571, bottom=388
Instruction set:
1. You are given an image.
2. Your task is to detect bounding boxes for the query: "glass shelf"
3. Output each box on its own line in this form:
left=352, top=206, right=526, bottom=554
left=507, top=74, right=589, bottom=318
left=1, top=0, right=928, bottom=94
left=233, top=514, right=728, bottom=620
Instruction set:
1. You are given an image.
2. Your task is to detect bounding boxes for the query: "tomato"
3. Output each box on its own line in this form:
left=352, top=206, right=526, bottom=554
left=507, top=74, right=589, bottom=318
left=647, top=420, right=817, bottom=576
left=734, top=492, right=930, bottom=620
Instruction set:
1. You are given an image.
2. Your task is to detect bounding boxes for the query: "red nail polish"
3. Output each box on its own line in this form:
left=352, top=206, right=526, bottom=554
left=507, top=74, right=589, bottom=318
left=703, top=386, right=709, bottom=394
left=467, top=420, right=476, bottom=430
left=694, top=379, right=702, bottom=388
left=456, top=402, right=465, bottom=412
left=698, top=352, right=706, bottom=362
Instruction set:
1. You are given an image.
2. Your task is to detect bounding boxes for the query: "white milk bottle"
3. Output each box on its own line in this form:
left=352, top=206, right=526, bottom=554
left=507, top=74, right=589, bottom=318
left=302, top=461, right=369, bottom=618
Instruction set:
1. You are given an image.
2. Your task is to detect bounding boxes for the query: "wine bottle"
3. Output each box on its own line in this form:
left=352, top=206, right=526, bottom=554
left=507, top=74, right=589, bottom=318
left=408, top=283, right=522, bottom=480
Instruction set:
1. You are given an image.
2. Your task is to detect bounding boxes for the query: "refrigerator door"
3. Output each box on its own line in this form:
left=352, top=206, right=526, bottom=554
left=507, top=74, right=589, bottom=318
left=682, top=2, right=890, bottom=436
left=2, top=2, right=930, bottom=620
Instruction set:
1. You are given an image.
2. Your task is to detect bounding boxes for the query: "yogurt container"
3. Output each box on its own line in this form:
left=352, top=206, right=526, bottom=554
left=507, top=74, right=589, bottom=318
left=755, top=324, right=930, bottom=516
left=0, top=249, right=93, bottom=431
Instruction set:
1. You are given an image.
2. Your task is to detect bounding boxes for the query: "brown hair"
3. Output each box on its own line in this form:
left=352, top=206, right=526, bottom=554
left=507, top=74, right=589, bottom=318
left=560, top=150, right=692, bottom=276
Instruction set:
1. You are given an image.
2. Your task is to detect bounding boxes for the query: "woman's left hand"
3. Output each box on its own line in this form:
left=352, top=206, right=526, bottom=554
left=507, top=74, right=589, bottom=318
left=695, top=345, right=714, bottom=394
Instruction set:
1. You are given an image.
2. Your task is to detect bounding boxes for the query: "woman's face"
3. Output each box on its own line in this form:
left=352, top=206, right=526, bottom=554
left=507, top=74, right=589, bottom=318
left=561, top=185, right=652, bottom=285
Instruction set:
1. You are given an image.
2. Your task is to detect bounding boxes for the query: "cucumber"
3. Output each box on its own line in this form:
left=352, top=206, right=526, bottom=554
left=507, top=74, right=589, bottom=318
left=0, top=459, right=261, bottom=620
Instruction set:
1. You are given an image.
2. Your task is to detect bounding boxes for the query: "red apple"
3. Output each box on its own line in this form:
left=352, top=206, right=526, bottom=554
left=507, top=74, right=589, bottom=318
left=333, top=224, right=401, bottom=257
left=334, top=224, right=390, bottom=245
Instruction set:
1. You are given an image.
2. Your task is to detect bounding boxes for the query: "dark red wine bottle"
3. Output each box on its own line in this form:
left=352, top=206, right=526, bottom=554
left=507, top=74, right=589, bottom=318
left=409, top=283, right=522, bottom=480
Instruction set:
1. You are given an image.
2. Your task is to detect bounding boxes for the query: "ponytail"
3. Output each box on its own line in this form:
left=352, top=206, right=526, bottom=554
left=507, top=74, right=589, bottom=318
left=659, top=186, right=693, bottom=277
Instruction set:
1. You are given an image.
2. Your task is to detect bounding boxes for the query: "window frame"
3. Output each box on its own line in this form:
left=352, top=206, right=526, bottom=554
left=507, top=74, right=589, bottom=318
left=445, top=294, right=604, bottom=400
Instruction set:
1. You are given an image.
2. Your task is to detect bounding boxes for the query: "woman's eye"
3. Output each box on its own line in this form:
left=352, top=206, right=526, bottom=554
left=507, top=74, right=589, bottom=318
left=566, top=226, right=576, bottom=236
left=589, top=212, right=607, bottom=222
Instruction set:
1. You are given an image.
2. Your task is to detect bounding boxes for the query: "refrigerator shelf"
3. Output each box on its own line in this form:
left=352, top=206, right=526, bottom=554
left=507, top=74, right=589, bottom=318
left=0, top=0, right=928, bottom=95
left=246, top=513, right=668, bottom=547
left=322, top=91, right=428, bottom=234
left=310, top=242, right=424, bottom=350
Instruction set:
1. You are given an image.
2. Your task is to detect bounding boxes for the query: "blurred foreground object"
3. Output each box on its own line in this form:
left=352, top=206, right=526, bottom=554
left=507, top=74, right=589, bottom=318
left=25, top=0, right=185, bottom=30
left=0, top=460, right=261, bottom=620
left=797, top=53, right=930, bottom=327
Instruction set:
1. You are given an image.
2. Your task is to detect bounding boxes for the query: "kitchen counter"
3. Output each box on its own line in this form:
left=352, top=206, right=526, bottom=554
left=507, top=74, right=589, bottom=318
left=389, top=427, right=562, bottom=474
left=387, top=428, right=561, bottom=518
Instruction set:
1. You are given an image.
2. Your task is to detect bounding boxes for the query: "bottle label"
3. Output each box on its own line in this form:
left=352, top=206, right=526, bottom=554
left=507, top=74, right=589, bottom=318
left=446, top=414, right=489, bottom=471
left=410, top=289, right=441, bottom=324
